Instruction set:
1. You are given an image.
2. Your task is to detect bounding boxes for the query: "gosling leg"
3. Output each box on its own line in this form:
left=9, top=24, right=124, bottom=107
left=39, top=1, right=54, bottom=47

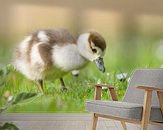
left=36, top=80, right=44, bottom=94
left=60, top=78, right=67, bottom=91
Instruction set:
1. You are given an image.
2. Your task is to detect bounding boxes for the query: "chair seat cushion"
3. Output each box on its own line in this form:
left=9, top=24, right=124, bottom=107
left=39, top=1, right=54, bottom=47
left=86, top=100, right=163, bottom=122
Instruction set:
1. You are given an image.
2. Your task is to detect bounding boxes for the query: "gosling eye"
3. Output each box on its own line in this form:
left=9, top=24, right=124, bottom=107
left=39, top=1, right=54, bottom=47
left=92, top=48, right=97, bottom=53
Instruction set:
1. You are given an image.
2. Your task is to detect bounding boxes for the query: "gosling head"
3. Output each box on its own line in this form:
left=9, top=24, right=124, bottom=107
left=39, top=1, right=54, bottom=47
left=77, top=31, right=106, bottom=73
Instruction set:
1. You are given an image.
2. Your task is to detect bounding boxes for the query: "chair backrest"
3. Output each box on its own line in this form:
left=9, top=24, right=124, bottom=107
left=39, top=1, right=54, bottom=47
left=123, top=69, right=163, bottom=107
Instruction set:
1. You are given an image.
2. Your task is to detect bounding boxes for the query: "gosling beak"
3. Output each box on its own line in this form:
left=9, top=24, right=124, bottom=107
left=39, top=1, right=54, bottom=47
left=94, top=57, right=105, bottom=73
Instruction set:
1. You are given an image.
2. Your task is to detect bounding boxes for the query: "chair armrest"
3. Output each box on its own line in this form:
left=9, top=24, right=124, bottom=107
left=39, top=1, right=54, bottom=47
left=88, top=83, right=114, bottom=89
left=88, top=83, right=118, bottom=101
left=137, top=86, right=163, bottom=92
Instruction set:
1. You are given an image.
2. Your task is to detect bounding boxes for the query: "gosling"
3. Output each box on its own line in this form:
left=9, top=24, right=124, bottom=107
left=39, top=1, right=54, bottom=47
left=13, top=29, right=106, bottom=94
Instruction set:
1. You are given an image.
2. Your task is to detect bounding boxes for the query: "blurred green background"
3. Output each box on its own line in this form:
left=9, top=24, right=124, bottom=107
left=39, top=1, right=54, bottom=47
left=0, top=0, right=163, bottom=113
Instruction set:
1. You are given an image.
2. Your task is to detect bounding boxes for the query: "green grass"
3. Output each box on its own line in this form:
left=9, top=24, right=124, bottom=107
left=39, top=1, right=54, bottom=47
left=0, top=64, right=128, bottom=113
left=0, top=36, right=163, bottom=113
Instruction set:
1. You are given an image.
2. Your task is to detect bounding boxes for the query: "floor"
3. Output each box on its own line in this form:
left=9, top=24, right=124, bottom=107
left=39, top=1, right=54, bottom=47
left=0, top=113, right=140, bottom=130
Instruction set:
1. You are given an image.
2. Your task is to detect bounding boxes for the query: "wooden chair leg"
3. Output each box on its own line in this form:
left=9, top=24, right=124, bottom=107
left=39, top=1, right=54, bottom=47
left=121, top=121, right=127, bottom=130
left=92, top=113, right=98, bottom=130
left=141, top=90, right=152, bottom=130
left=157, top=91, right=163, bottom=114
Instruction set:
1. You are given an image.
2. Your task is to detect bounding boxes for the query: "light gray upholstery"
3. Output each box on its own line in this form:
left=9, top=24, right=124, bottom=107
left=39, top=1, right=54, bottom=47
left=86, top=69, right=163, bottom=123
left=86, top=100, right=163, bottom=122
left=86, top=100, right=143, bottom=120
left=123, top=69, right=163, bottom=106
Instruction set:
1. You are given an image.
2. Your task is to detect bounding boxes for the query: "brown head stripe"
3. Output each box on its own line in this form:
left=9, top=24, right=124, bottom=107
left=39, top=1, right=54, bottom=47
left=88, top=32, right=106, bottom=51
